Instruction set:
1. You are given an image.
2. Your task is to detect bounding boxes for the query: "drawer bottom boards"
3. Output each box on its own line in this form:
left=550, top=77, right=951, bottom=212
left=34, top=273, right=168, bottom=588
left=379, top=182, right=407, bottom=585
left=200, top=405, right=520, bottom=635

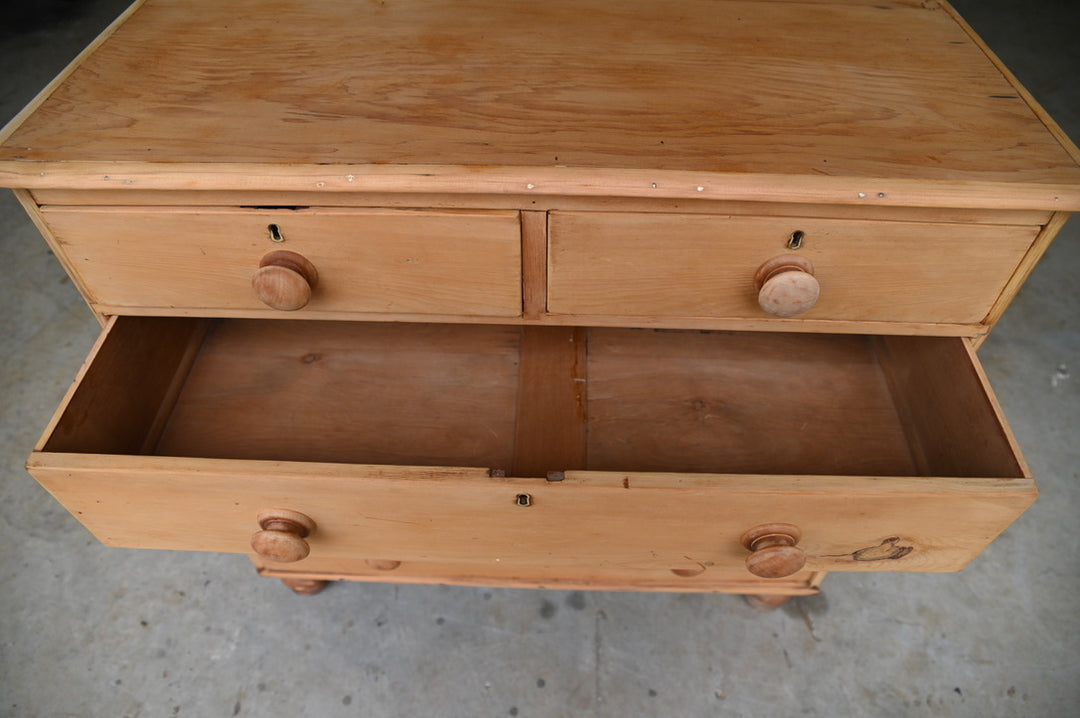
left=27, top=317, right=1036, bottom=593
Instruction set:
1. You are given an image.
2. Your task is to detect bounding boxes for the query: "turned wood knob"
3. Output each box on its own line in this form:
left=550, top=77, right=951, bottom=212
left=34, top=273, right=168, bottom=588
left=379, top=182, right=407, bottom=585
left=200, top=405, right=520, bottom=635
left=741, top=523, right=807, bottom=578
left=754, top=255, right=819, bottom=317
left=251, top=250, right=319, bottom=311
left=250, top=509, right=317, bottom=563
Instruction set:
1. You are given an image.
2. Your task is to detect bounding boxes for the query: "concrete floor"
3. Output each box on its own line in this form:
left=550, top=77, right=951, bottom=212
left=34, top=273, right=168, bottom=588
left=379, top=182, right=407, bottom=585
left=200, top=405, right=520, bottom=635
left=1, top=1, right=1078, bottom=715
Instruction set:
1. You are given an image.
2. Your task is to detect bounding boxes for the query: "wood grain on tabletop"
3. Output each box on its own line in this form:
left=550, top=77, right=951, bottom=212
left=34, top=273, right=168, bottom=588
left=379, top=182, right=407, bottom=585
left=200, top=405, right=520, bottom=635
left=0, top=0, right=1078, bottom=202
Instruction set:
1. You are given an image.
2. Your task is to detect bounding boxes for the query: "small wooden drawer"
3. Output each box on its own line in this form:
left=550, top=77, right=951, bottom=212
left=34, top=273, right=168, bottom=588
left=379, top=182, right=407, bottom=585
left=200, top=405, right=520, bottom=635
left=39, top=206, right=523, bottom=318
left=548, top=211, right=1039, bottom=326
left=28, top=317, right=1036, bottom=592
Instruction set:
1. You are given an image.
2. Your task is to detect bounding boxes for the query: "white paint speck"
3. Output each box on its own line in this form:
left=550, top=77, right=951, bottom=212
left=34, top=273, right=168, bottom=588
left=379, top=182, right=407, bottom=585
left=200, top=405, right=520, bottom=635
left=1051, top=364, right=1069, bottom=388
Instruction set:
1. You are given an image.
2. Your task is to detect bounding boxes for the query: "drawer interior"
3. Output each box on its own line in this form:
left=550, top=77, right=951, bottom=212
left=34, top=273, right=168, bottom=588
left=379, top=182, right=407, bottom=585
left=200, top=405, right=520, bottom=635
left=41, top=317, right=1025, bottom=480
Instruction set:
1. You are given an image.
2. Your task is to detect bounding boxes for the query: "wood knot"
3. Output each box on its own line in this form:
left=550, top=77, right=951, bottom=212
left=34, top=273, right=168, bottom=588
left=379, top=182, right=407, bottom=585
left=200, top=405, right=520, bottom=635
left=852, top=537, right=914, bottom=562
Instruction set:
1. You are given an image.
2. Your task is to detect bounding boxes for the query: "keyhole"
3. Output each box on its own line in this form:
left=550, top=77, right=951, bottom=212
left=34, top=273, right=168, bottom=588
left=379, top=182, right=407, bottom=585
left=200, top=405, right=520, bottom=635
left=268, top=224, right=285, bottom=242
left=515, top=493, right=532, bottom=507
left=786, top=230, right=805, bottom=250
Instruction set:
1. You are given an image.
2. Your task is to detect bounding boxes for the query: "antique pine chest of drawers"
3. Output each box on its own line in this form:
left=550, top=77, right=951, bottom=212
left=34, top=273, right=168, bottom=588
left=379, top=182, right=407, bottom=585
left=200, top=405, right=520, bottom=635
left=2, top=0, right=1078, bottom=604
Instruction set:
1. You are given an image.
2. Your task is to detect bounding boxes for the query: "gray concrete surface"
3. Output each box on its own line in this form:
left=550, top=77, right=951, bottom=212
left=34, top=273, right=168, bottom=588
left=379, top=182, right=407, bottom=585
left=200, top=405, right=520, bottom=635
left=1, top=1, right=1077, bottom=715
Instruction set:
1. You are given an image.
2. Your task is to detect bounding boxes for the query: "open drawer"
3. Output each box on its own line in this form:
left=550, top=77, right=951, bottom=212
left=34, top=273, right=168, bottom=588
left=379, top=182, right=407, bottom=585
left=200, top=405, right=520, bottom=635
left=27, top=317, right=1037, bottom=593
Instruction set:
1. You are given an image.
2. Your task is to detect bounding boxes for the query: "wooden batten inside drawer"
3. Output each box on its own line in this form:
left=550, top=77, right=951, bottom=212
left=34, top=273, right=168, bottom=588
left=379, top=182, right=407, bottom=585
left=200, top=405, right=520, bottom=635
left=29, top=317, right=1036, bottom=583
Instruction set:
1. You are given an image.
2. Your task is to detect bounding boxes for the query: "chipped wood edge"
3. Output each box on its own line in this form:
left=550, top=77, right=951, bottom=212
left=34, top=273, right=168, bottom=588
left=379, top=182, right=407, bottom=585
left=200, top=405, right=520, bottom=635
left=25, top=450, right=498, bottom=481
left=0, top=0, right=148, bottom=146
left=27, top=189, right=1054, bottom=226
left=2, top=162, right=1080, bottom=210
left=80, top=303, right=991, bottom=338
left=25, top=450, right=1039, bottom=495
left=558, top=471, right=1039, bottom=498
left=252, top=566, right=823, bottom=595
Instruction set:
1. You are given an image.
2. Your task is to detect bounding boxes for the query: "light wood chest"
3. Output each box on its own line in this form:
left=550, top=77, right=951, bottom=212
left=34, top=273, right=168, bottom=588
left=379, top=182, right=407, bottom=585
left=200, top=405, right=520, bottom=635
left=2, top=0, right=1078, bottom=602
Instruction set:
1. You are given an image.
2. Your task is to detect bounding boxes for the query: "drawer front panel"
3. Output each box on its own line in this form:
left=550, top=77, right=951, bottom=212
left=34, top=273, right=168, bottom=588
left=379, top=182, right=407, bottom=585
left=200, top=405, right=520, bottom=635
left=548, top=212, right=1038, bottom=324
left=41, top=207, right=523, bottom=317
left=28, top=455, right=1036, bottom=589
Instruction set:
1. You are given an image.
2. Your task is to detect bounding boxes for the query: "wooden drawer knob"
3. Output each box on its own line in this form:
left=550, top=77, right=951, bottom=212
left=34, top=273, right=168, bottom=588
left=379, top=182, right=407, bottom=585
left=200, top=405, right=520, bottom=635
left=251, top=250, right=319, bottom=311
left=741, top=523, right=807, bottom=578
left=250, top=509, right=316, bottom=563
left=754, top=255, right=819, bottom=318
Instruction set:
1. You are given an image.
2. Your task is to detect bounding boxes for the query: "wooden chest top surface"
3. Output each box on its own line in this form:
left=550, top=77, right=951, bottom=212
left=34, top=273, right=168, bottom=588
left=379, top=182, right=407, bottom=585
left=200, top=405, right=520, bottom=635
left=0, top=0, right=1078, bottom=207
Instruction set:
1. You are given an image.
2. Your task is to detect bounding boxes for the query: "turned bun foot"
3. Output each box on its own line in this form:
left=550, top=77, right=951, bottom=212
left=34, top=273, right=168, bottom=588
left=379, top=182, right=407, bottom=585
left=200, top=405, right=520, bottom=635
left=280, top=577, right=328, bottom=595
left=744, top=594, right=793, bottom=611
